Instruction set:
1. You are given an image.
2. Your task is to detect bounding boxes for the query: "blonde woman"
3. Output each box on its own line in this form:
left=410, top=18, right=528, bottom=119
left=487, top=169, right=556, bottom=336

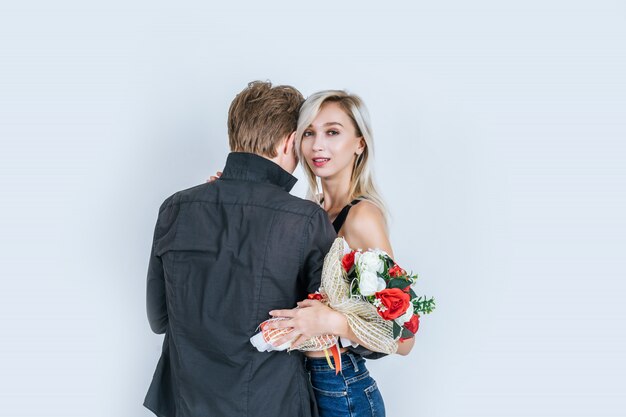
left=268, top=91, right=415, bottom=417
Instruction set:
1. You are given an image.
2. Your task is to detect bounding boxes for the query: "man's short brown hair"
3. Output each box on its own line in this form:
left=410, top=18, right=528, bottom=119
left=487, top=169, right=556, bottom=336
left=228, top=81, right=304, bottom=158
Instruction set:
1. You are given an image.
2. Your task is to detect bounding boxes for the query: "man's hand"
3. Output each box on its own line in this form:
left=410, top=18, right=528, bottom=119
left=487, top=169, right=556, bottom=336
left=206, top=171, right=222, bottom=183
left=267, top=299, right=348, bottom=349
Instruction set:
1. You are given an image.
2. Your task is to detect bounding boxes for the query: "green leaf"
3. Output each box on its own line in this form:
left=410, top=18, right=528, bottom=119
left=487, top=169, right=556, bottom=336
left=387, top=278, right=411, bottom=290
left=393, top=321, right=402, bottom=338
left=413, top=296, right=436, bottom=314
left=401, top=327, right=415, bottom=339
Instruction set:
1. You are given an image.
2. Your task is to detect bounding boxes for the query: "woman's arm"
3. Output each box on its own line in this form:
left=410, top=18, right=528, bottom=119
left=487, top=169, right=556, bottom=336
left=268, top=300, right=414, bottom=355
left=342, top=200, right=416, bottom=355
left=268, top=299, right=373, bottom=349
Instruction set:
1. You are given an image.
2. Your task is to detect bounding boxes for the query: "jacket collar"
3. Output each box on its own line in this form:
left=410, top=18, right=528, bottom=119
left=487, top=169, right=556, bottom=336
left=220, top=152, right=297, bottom=192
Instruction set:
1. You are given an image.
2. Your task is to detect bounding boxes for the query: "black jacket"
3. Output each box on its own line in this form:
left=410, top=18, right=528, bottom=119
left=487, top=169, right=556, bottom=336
left=144, top=152, right=336, bottom=417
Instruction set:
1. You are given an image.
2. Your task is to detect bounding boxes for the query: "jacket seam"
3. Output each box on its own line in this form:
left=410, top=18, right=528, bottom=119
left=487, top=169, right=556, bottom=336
left=163, top=199, right=318, bottom=218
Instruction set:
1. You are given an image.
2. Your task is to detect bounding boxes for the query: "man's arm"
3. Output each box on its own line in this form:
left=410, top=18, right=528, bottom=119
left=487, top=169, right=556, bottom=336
left=147, top=227, right=167, bottom=334
left=146, top=196, right=175, bottom=334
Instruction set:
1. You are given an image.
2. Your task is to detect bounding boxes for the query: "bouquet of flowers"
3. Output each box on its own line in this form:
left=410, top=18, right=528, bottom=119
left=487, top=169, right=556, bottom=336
left=250, top=238, right=435, bottom=372
left=342, top=243, right=435, bottom=341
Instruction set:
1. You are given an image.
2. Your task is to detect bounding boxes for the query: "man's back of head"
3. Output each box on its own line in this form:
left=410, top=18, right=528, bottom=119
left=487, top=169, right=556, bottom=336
left=228, top=80, right=304, bottom=163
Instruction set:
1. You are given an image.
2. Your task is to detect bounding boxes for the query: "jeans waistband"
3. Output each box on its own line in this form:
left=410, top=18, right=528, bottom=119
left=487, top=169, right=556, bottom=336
left=304, top=351, right=363, bottom=372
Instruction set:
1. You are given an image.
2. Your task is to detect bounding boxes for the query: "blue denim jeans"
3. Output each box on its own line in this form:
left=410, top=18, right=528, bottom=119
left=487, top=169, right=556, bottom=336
left=305, top=352, right=386, bottom=417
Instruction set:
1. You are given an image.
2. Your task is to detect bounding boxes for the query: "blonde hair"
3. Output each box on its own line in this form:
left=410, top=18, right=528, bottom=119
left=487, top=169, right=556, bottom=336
left=228, top=81, right=304, bottom=157
left=295, top=90, right=389, bottom=225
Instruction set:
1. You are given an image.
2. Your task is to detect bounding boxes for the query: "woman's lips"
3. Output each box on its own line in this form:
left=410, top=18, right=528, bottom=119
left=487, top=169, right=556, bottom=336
left=312, top=158, right=330, bottom=168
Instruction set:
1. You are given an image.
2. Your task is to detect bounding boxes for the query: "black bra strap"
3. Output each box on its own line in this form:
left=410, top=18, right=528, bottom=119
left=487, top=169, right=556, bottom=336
left=332, top=199, right=361, bottom=233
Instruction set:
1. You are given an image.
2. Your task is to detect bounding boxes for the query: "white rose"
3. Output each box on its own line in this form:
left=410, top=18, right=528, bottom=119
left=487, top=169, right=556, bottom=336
left=357, top=251, right=384, bottom=274
left=358, top=271, right=387, bottom=296
left=394, top=304, right=415, bottom=326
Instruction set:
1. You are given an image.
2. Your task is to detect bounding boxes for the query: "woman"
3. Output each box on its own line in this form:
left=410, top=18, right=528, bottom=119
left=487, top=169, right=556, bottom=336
left=264, top=90, right=415, bottom=417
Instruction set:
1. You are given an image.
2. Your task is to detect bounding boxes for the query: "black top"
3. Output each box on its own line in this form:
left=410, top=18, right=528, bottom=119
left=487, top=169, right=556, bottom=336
left=331, top=199, right=361, bottom=233
left=144, top=152, right=337, bottom=417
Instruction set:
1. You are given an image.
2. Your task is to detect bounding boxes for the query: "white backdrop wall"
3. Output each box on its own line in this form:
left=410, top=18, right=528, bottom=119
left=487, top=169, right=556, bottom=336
left=1, top=1, right=625, bottom=416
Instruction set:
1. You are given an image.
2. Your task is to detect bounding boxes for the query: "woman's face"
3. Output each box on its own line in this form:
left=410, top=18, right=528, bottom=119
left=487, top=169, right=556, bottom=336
left=301, top=102, right=365, bottom=180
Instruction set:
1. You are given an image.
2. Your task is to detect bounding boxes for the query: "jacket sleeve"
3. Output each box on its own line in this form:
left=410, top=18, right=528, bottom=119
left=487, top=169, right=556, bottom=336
left=300, top=208, right=337, bottom=295
left=146, top=196, right=175, bottom=334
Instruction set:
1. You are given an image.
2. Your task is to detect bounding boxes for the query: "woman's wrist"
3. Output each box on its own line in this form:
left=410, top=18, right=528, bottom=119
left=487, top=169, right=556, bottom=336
left=329, top=310, right=350, bottom=338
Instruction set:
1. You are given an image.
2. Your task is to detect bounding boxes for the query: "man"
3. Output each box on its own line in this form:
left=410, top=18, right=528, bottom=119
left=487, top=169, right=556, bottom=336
left=144, top=81, right=336, bottom=417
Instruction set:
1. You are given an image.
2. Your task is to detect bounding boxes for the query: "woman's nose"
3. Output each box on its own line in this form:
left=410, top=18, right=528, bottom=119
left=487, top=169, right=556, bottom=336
left=311, top=134, right=325, bottom=151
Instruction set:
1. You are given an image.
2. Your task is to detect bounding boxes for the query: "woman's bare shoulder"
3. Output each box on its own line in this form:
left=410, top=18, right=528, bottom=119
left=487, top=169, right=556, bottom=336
left=343, top=200, right=392, bottom=255
left=347, top=200, right=385, bottom=228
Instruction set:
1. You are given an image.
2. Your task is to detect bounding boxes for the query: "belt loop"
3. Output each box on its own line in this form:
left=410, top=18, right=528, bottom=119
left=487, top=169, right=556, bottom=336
left=347, top=352, right=359, bottom=372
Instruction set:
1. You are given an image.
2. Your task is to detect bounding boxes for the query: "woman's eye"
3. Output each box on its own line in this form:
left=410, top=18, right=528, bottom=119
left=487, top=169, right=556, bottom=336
left=303, top=131, right=313, bottom=137
left=327, top=130, right=339, bottom=136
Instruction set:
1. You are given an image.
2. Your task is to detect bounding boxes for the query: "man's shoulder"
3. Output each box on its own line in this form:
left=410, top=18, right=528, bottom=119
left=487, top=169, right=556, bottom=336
left=156, top=183, right=208, bottom=213
left=157, top=182, right=326, bottom=219
left=272, top=193, right=327, bottom=219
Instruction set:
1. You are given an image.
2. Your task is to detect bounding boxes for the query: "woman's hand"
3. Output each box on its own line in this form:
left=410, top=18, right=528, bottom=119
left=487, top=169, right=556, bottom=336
left=206, top=171, right=222, bottom=183
left=267, top=299, right=348, bottom=348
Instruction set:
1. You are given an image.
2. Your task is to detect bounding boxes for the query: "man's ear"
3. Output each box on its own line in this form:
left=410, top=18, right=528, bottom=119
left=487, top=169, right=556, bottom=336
left=283, top=131, right=297, bottom=155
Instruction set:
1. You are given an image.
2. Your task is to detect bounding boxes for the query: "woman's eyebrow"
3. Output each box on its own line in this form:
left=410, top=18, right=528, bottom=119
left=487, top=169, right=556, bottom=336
left=307, top=122, right=344, bottom=129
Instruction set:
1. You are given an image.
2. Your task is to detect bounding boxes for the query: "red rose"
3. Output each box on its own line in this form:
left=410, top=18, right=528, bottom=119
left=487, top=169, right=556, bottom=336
left=388, top=264, right=405, bottom=277
left=342, top=251, right=356, bottom=272
left=375, top=288, right=411, bottom=320
left=403, top=314, right=420, bottom=334
left=307, top=292, right=324, bottom=301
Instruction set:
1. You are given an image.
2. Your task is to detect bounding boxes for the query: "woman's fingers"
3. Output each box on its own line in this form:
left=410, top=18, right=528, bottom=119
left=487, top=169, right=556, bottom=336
left=272, top=331, right=299, bottom=347
left=290, top=334, right=308, bottom=349
left=269, top=308, right=297, bottom=318
left=265, top=318, right=294, bottom=329
left=206, top=171, right=223, bottom=183
left=296, top=299, right=321, bottom=308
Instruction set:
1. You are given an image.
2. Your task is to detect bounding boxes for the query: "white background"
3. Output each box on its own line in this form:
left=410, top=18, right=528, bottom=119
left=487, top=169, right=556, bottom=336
left=1, top=1, right=625, bottom=416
